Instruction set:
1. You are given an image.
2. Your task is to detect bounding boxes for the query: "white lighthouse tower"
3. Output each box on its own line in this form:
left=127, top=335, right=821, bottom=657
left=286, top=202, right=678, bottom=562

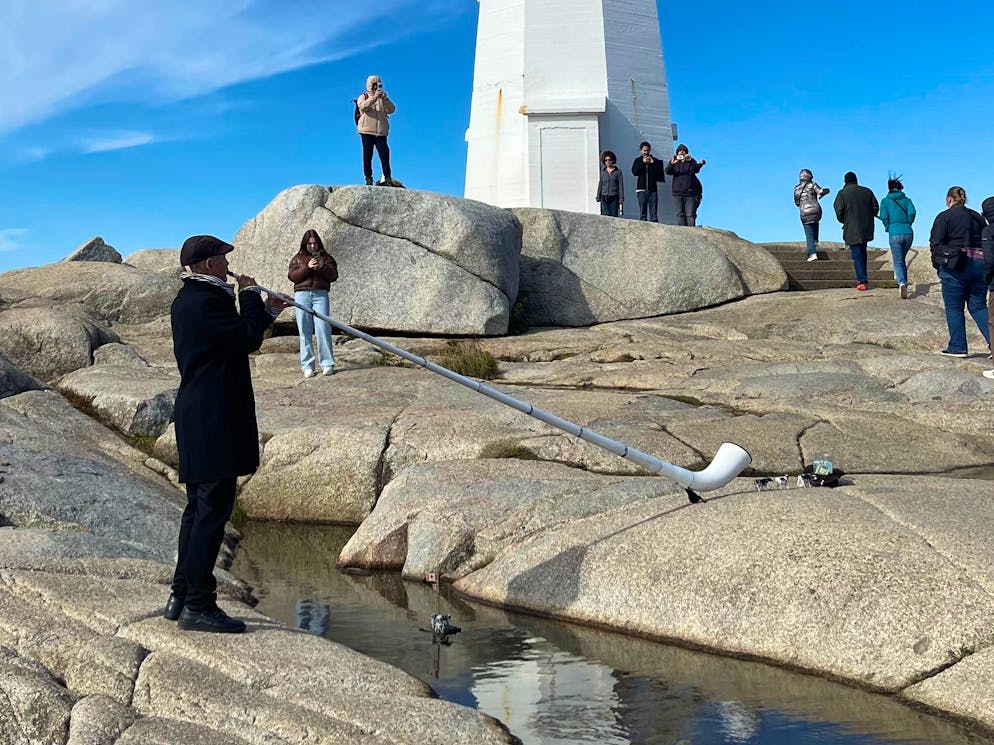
left=464, top=0, right=676, bottom=221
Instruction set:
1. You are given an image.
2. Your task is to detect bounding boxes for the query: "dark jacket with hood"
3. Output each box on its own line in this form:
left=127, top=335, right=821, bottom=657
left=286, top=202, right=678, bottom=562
left=981, top=197, right=994, bottom=288
left=288, top=249, right=338, bottom=292
left=834, top=183, right=879, bottom=245
left=631, top=156, right=665, bottom=193
left=664, top=157, right=704, bottom=197
left=171, top=280, right=275, bottom=484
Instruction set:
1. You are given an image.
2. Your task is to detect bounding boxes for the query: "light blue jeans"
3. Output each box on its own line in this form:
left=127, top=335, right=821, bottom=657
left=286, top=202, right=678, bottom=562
left=295, top=290, right=335, bottom=372
left=889, top=233, right=913, bottom=287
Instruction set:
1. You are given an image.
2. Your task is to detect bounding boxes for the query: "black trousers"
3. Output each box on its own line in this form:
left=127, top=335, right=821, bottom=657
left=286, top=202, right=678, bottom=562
left=361, top=133, right=391, bottom=180
left=171, top=478, right=236, bottom=612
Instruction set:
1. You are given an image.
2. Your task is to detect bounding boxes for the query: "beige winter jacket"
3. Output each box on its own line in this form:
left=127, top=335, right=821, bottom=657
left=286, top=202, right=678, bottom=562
left=356, top=76, right=396, bottom=137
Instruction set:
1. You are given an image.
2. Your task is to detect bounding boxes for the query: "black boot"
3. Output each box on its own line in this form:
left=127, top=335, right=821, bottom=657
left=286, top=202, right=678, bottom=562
left=163, top=593, right=185, bottom=621
left=178, top=606, right=246, bottom=634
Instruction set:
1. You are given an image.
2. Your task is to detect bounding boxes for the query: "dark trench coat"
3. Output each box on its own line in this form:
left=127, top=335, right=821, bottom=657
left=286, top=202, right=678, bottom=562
left=170, top=279, right=274, bottom=484
left=834, top=184, right=879, bottom=245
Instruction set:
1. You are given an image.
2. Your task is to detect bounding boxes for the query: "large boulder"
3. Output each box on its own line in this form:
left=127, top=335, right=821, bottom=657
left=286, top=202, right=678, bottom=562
left=512, top=209, right=787, bottom=326
left=55, top=362, right=178, bottom=438
left=451, top=474, right=994, bottom=693
left=0, top=391, right=182, bottom=561
left=0, top=353, right=46, bottom=399
left=0, top=262, right=179, bottom=324
left=233, top=185, right=522, bottom=335
left=123, top=248, right=181, bottom=273
left=61, top=236, right=122, bottom=264
left=0, top=306, right=119, bottom=381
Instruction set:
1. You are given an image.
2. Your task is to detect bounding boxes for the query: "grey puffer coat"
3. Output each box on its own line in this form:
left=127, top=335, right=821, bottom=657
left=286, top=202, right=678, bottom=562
left=794, top=170, right=830, bottom=225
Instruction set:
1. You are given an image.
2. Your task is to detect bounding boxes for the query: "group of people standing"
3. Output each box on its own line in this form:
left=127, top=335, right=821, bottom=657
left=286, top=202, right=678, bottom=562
left=595, top=142, right=705, bottom=226
left=794, top=169, right=994, bottom=371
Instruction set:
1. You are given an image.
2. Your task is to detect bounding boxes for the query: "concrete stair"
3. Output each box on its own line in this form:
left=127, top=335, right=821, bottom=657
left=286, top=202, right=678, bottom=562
left=762, top=243, right=897, bottom=291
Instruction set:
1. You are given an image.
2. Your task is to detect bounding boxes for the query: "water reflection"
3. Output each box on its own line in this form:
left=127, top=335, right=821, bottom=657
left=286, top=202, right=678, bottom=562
left=231, top=522, right=993, bottom=745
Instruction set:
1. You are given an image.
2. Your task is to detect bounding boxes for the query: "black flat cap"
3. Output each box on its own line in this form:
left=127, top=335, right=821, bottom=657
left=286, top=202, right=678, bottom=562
left=180, top=235, right=234, bottom=266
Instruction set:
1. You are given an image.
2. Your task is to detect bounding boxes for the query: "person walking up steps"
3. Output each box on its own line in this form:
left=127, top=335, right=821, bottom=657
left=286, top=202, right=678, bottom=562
left=878, top=176, right=917, bottom=299
left=834, top=172, right=878, bottom=290
left=929, top=186, right=990, bottom=359
left=794, top=169, right=830, bottom=261
left=982, top=196, right=994, bottom=379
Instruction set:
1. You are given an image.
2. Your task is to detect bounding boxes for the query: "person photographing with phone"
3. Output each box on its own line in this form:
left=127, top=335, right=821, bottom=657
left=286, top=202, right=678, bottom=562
left=631, top=142, right=665, bottom=222
left=665, top=144, right=706, bottom=226
left=288, top=229, right=338, bottom=378
left=357, top=75, right=397, bottom=186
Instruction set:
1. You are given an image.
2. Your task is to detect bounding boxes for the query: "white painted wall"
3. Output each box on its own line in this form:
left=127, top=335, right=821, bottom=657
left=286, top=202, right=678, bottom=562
left=465, top=0, right=675, bottom=220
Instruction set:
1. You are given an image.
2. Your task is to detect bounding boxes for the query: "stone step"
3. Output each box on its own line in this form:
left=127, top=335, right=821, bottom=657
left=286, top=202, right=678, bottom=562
left=787, top=269, right=897, bottom=282
left=789, top=278, right=898, bottom=291
left=763, top=243, right=896, bottom=291
left=766, top=249, right=890, bottom=261
left=779, top=260, right=890, bottom=271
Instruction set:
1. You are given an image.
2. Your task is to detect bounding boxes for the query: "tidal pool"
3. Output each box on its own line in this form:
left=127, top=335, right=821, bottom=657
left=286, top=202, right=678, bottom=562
left=231, top=522, right=993, bottom=745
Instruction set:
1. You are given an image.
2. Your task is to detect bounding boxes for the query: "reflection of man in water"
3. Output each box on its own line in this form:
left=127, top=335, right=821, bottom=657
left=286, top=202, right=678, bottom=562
left=295, top=598, right=330, bottom=636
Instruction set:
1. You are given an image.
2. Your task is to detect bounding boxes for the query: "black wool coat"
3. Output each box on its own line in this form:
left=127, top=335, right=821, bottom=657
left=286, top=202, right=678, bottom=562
left=833, top=184, right=879, bottom=245
left=171, top=279, right=275, bottom=484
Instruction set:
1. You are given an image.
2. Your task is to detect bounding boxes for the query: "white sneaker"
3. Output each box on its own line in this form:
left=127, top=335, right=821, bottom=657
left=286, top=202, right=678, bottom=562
left=303, top=369, right=315, bottom=379
left=322, top=367, right=336, bottom=376
left=984, top=369, right=994, bottom=380
left=806, top=253, right=818, bottom=262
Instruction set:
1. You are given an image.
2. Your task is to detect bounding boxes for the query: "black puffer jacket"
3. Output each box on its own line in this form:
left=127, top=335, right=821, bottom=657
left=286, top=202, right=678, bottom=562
left=664, top=158, right=704, bottom=197
left=982, top=197, right=994, bottom=288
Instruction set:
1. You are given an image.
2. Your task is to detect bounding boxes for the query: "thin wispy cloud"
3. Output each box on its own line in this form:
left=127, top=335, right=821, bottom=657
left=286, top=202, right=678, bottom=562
left=82, top=131, right=157, bottom=154
left=0, top=229, right=29, bottom=253
left=0, top=0, right=467, bottom=137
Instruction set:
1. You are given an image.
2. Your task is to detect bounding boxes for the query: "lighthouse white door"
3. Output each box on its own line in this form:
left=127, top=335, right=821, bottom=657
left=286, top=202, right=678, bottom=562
left=530, top=118, right=599, bottom=214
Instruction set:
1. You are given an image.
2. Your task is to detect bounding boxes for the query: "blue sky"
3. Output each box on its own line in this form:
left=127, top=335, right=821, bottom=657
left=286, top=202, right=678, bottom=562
left=1, top=1, right=993, bottom=272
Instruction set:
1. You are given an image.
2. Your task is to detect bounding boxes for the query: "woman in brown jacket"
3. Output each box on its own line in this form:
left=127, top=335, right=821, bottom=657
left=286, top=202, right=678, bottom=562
left=287, top=229, right=338, bottom=377
left=357, top=74, right=397, bottom=186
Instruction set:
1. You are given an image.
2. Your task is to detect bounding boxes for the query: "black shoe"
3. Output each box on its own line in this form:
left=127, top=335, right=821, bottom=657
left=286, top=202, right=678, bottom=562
left=163, top=593, right=185, bottom=621
left=178, top=606, right=246, bottom=634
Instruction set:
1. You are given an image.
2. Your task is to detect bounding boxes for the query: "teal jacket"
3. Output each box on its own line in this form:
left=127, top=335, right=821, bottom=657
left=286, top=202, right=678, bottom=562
left=878, top=191, right=916, bottom=236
